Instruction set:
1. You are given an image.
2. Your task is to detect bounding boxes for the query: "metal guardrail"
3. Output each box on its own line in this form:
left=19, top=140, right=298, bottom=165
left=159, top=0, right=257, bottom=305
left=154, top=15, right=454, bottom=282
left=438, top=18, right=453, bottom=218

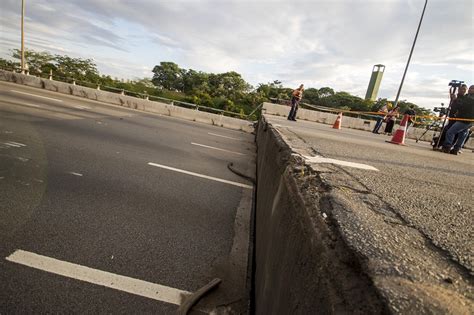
left=0, top=67, right=257, bottom=121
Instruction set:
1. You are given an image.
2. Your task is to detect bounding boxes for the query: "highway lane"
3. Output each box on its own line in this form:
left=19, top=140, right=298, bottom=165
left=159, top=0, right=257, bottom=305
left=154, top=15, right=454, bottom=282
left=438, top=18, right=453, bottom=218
left=267, top=114, right=473, bottom=274
left=0, top=81, right=255, bottom=313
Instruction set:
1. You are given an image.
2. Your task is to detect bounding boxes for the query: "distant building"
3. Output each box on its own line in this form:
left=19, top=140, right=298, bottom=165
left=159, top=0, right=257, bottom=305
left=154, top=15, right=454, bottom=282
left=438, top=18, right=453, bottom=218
left=365, top=64, right=385, bottom=101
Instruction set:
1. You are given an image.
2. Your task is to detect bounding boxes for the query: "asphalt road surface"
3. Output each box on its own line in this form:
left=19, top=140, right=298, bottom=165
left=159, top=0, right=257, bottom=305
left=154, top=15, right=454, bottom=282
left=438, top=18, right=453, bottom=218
left=0, top=81, right=255, bottom=313
left=267, top=114, right=473, bottom=275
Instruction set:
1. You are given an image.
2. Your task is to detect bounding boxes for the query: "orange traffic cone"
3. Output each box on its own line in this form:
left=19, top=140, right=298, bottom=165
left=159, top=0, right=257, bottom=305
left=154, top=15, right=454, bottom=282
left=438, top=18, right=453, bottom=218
left=386, top=114, right=409, bottom=145
left=332, top=112, right=342, bottom=129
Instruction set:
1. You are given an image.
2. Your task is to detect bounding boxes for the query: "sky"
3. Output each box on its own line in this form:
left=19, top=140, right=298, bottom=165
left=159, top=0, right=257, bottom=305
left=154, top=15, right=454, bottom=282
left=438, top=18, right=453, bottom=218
left=0, top=0, right=473, bottom=110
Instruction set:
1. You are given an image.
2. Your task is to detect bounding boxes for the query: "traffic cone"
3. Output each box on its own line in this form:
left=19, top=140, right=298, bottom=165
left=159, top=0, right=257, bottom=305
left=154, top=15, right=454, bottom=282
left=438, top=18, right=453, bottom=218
left=332, top=112, right=342, bottom=129
left=386, top=114, right=409, bottom=145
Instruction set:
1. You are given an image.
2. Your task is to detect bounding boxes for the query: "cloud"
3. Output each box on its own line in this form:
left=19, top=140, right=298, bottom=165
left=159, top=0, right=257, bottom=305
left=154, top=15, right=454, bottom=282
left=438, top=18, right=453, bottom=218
left=0, top=0, right=472, bottom=110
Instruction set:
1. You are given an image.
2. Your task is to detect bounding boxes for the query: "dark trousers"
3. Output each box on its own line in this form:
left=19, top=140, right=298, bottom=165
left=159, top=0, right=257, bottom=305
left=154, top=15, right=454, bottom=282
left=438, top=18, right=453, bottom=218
left=288, top=98, right=299, bottom=120
left=373, top=117, right=384, bottom=133
left=385, top=120, right=395, bottom=134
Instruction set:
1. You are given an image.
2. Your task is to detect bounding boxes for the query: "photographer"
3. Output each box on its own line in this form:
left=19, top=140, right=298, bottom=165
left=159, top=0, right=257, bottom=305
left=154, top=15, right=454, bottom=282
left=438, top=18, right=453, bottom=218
left=442, top=85, right=474, bottom=155
left=434, top=83, right=467, bottom=148
left=403, top=104, right=417, bottom=133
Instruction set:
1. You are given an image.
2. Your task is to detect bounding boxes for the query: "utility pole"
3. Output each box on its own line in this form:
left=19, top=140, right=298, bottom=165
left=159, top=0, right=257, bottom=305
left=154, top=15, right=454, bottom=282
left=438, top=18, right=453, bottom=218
left=21, top=0, right=26, bottom=74
left=20, top=0, right=28, bottom=74
left=393, top=0, right=428, bottom=109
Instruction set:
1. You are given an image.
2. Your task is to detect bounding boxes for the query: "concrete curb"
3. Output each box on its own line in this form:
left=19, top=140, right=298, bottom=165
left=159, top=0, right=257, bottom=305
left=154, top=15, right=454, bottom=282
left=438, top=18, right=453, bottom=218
left=0, top=70, right=254, bottom=133
left=254, top=116, right=473, bottom=314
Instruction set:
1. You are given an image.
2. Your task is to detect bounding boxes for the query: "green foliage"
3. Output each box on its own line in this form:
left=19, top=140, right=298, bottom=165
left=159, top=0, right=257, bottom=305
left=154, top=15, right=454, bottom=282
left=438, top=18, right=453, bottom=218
left=152, top=62, right=183, bottom=91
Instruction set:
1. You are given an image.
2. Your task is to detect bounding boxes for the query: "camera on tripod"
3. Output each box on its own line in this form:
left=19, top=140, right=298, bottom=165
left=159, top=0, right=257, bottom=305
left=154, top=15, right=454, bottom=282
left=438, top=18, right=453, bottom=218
left=448, top=80, right=464, bottom=88
left=433, top=106, right=448, bottom=116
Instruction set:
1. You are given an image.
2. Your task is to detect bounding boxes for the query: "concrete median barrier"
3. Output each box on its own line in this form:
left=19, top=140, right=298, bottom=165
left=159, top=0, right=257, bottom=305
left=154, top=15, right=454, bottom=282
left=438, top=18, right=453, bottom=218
left=254, top=115, right=473, bottom=314
left=0, top=70, right=254, bottom=133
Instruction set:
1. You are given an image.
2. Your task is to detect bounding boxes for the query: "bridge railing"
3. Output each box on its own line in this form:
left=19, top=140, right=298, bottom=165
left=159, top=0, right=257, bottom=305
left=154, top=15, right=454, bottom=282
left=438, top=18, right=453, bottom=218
left=0, top=66, right=257, bottom=121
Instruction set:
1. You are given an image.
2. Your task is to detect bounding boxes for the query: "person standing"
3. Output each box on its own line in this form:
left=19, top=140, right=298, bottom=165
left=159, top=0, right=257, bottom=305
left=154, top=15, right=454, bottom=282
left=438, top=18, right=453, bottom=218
left=436, top=84, right=468, bottom=148
left=288, top=84, right=304, bottom=121
left=403, top=104, right=417, bottom=133
left=373, top=103, right=392, bottom=134
left=442, top=85, right=474, bottom=155
left=384, top=107, right=399, bottom=135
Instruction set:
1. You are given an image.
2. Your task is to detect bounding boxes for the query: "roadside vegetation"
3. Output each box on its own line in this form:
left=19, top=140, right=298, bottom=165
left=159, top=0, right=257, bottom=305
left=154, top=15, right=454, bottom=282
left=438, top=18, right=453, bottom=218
left=0, top=49, right=432, bottom=119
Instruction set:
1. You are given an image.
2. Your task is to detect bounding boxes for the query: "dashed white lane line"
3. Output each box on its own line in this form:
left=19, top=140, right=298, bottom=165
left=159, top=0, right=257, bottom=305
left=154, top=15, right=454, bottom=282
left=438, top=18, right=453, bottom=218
left=207, top=132, right=244, bottom=141
left=70, top=172, right=83, bottom=177
left=304, top=155, right=379, bottom=171
left=6, top=250, right=190, bottom=305
left=148, top=162, right=253, bottom=189
left=191, top=142, right=246, bottom=156
left=72, top=105, right=91, bottom=110
left=4, top=141, right=27, bottom=148
left=23, top=103, right=41, bottom=108
left=10, top=90, right=63, bottom=102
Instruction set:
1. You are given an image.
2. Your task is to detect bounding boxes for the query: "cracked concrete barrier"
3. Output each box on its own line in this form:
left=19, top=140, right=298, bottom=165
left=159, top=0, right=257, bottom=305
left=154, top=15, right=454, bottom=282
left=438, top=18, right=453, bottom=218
left=0, top=70, right=254, bottom=133
left=254, top=116, right=473, bottom=314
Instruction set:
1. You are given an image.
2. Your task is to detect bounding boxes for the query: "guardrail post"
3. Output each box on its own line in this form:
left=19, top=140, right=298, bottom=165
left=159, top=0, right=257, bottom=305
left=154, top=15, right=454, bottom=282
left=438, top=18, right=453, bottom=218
left=72, top=79, right=76, bottom=85
left=195, top=105, right=199, bottom=111
left=170, top=101, right=174, bottom=106
left=97, top=84, right=101, bottom=90
left=48, top=69, right=53, bottom=80
left=145, top=95, right=149, bottom=100
left=121, top=89, right=125, bottom=95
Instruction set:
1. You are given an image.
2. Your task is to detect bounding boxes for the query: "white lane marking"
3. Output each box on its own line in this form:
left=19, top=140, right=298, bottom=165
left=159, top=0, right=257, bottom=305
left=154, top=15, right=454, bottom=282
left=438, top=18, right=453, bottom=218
left=208, top=132, right=244, bottom=141
left=191, top=142, right=246, bottom=156
left=6, top=250, right=190, bottom=306
left=7, top=141, right=26, bottom=147
left=10, top=90, right=63, bottom=102
left=70, top=172, right=83, bottom=177
left=72, top=105, right=91, bottom=110
left=304, top=155, right=379, bottom=171
left=23, top=103, right=41, bottom=108
left=4, top=142, right=26, bottom=148
left=4, top=142, right=21, bottom=147
left=148, top=162, right=253, bottom=189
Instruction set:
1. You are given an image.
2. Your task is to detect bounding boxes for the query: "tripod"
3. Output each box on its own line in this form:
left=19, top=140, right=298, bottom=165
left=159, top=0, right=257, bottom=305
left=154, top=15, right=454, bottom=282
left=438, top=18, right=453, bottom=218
left=416, top=118, right=443, bottom=143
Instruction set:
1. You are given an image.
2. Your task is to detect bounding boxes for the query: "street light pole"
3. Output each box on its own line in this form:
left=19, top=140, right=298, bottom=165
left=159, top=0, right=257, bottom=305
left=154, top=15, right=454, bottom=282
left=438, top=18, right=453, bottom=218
left=393, top=0, right=428, bottom=109
left=21, top=0, right=25, bottom=74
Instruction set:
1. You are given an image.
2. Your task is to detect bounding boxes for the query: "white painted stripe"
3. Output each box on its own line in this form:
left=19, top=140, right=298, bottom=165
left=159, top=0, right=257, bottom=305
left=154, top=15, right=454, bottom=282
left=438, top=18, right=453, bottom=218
left=191, top=142, right=246, bottom=156
left=148, top=162, right=253, bottom=189
left=11, top=90, right=63, bottom=102
left=7, top=141, right=26, bottom=147
left=72, top=105, right=91, bottom=110
left=23, top=103, right=41, bottom=108
left=304, top=155, right=379, bottom=171
left=4, top=142, right=22, bottom=148
left=207, top=132, right=243, bottom=141
left=6, top=250, right=190, bottom=305
left=70, top=172, right=83, bottom=177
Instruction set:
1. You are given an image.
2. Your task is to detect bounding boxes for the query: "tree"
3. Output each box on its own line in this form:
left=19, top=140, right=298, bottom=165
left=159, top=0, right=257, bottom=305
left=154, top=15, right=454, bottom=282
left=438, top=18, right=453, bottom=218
left=12, top=49, right=55, bottom=75
left=182, top=69, right=209, bottom=94
left=302, top=88, right=319, bottom=104
left=152, top=62, right=183, bottom=91
left=0, top=57, right=18, bottom=71
left=318, top=87, right=335, bottom=98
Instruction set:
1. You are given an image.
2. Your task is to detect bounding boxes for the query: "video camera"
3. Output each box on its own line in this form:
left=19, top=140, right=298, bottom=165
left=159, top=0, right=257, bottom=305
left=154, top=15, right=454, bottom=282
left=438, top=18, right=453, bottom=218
left=448, top=80, right=464, bottom=88
left=433, top=106, right=448, bottom=116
